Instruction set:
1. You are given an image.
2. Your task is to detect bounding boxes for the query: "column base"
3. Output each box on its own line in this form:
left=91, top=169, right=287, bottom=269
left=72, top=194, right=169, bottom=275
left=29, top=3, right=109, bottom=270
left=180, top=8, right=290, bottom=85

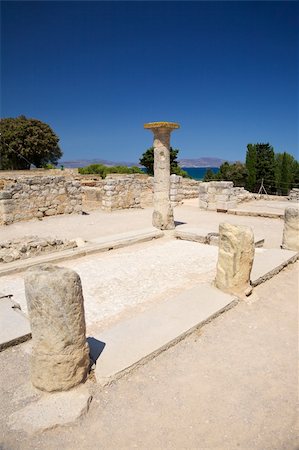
left=152, top=208, right=175, bottom=230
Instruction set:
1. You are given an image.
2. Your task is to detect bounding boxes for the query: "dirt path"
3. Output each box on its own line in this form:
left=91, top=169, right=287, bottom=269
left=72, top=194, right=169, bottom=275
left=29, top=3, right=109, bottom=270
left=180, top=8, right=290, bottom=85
left=1, top=262, right=298, bottom=450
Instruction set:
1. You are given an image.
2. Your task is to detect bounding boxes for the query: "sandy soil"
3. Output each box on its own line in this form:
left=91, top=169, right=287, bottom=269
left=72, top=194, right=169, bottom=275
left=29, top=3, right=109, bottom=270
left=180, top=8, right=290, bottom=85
left=1, top=262, right=298, bottom=450
left=0, top=201, right=286, bottom=249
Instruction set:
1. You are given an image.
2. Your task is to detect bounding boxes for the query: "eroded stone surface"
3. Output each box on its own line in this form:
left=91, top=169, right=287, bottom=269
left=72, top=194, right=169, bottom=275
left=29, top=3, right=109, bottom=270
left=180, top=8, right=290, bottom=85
left=25, top=264, right=90, bottom=392
left=0, top=235, right=77, bottom=263
left=282, top=207, right=299, bottom=251
left=8, top=384, right=92, bottom=434
left=215, top=222, right=255, bottom=295
left=145, top=124, right=178, bottom=230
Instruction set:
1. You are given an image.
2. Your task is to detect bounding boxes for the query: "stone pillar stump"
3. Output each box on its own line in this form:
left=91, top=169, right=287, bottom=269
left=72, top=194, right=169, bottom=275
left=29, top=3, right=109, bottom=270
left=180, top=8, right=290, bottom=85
left=144, top=122, right=179, bottom=230
left=215, top=223, right=255, bottom=295
left=25, top=264, right=90, bottom=392
left=282, top=207, right=299, bottom=251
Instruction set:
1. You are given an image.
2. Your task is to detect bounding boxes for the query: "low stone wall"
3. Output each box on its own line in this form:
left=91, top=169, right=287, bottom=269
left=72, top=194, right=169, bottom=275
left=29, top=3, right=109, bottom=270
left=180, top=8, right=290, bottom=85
left=0, top=176, right=82, bottom=225
left=0, top=235, right=77, bottom=263
left=101, top=174, right=153, bottom=211
left=170, top=175, right=200, bottom=205
left=288, top=188, right=299, bottom=202
left=199, top=182, right=256, bottom=210
left=199, top=181, right=237, bottom=210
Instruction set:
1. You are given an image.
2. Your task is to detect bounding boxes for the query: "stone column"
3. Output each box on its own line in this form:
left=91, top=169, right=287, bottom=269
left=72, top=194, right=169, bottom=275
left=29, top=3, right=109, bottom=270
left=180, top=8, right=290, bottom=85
left=215, top=223, right=255, bottom=295
left=25, top=264, right=90, bottom=392
left=282, top=207, right=299, bottom=251
left=144, top=122, right=179, bottom=230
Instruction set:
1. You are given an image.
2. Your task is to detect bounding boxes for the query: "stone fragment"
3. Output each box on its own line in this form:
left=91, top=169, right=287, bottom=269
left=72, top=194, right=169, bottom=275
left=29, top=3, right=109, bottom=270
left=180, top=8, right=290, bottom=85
left=25, top=264, right=90, bottom=392
left=215, top=222, right=255, bottom=295
left=8, top=384, right=92, bottom=434
left=282, top=207, right=299, bottom=251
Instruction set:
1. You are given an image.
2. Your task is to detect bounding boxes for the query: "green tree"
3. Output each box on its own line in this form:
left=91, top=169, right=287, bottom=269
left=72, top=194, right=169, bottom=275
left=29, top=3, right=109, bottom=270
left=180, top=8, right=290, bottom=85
left=139, top=147, right=190, bottom=178
left=203, top=168, right=217, bottom=181
left=275, top=151, right=298, bottom=195
left=0, top=115, right=62, bottom=169
left=254, top=143, right=276, bottom=194
left=78, top=164, right=143, bottom=178
left=245, top=144, right=257, bottom=192
left=216, top=161, right=248, bottom=187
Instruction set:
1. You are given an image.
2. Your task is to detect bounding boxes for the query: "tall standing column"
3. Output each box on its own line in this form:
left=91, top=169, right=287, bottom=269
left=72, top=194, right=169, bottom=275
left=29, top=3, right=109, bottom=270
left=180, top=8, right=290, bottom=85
left=144, top=121, right=179, bottom=230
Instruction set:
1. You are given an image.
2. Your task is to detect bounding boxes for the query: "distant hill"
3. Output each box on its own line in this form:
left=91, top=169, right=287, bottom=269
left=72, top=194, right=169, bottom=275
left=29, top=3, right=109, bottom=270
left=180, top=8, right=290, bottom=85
left=60, top=156, right=227, bottom=169
left=178, top=157, right=226, bottom=168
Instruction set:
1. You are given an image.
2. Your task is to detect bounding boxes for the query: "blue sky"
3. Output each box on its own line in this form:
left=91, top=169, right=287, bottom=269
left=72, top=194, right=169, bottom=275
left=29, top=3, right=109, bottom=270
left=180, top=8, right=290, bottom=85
left=1, top=1, right=298, bottom=163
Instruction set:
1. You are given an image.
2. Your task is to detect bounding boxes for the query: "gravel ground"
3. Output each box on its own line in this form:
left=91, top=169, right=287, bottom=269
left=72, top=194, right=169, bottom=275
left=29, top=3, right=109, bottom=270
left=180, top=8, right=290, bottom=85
left=1, top=262, right=298, bottom=450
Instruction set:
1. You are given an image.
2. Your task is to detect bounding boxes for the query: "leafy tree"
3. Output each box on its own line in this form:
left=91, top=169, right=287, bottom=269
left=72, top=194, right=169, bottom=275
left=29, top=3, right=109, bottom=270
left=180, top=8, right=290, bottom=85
left=275, top=152, right=298, bottom=194
left=0, top=115, right=62, bottom=169
left=216, top=161, right=248, bottom=187
left=78, top=164, right=143, bottom=178
left=245, top=144, right=257, bottom=192
left=203, top=168, right=217, bottom=181
left=255, top=143, right=276, bottom=194
left=139, top=147, right=190, bottom=178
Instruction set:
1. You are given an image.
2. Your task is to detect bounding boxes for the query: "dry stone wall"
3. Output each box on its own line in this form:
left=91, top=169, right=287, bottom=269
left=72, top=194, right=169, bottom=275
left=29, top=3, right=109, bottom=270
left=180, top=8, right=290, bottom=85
left=0, top=176, right=82, bottom=225
left=0, top=235, right=77, bottom=263
left=101, top=174, right=153, bottom=211
left=199, top=182, right=255, bottom=211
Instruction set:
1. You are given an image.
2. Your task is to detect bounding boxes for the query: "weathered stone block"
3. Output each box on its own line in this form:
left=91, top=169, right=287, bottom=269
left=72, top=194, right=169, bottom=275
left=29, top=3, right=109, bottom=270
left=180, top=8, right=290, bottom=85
left=215, top=222, right=255, bottom=295
left=25, top=264, right=90, bottom=392
left=282, top=207, right=299, bottom=251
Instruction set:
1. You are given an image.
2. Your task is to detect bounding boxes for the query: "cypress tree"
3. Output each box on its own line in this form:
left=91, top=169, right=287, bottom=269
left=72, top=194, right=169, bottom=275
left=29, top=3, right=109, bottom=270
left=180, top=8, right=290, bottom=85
left=245, top=144, right=257, bottom=192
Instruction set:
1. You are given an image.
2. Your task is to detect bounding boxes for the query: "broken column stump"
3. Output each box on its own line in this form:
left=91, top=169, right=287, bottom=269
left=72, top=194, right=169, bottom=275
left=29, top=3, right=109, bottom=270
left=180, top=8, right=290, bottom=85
left=215, top=223, right=255, bottom=295
left=282, top=207, right=299, bottom=252
left=25, top=264, right=90, bottom=392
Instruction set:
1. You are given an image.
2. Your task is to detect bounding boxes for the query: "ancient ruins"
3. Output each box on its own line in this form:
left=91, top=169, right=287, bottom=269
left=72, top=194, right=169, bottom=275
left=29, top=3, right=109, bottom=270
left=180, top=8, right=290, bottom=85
left=0, top=124, right=298, bottom=441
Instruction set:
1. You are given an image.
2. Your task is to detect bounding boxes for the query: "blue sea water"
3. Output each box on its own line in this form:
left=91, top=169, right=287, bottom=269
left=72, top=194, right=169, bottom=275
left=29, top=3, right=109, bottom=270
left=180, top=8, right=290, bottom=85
left=182, top=167, right=219, bottom=180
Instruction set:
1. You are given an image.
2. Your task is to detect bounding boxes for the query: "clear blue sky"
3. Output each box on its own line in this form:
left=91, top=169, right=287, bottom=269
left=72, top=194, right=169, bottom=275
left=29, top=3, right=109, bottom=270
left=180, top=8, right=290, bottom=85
left=1, top=1, right=298, bottom=163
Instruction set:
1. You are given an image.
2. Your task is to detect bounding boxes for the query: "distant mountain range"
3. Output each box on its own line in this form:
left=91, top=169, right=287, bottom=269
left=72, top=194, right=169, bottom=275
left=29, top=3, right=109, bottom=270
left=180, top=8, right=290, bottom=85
left=178, top=157, right=226, bottom=168
left=60, top=157, right=226, bottom=169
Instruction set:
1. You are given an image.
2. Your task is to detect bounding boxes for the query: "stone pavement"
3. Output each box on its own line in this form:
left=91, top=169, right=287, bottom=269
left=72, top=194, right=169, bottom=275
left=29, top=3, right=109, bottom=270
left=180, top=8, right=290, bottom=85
left=0, top=201, right=286, bottom=248
left=1, top=262, right=298, bottom=449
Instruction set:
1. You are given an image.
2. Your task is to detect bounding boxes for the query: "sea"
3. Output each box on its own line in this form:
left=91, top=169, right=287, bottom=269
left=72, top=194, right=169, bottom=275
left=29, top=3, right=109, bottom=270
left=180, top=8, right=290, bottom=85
left=182, top=167, right=219, bottom=180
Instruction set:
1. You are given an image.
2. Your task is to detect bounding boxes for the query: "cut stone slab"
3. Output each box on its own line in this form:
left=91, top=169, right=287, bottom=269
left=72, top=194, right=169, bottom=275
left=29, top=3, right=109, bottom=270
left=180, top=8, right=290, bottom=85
left=227, top=209, right=283, bottom=219
left=175, top=227, right=264, bottom=248
left=8, top=383, right=92, bottom=435
left=93, top=284, right=236, bottom=385
left=0, top=296, right=31, bottom=351
left=251, top=248, right=298, bottom=286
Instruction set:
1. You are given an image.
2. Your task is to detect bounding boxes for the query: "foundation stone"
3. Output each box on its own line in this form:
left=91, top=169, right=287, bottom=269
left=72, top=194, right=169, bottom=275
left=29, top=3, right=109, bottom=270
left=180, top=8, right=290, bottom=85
left=25, top=264, right=90, bottom=392
left=215, top=222, right=255, bottom=295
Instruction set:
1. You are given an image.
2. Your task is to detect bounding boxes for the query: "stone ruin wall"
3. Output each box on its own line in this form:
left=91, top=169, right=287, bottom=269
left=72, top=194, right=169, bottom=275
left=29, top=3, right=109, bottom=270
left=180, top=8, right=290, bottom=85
left=0, top=175, right=82, bottom=225
left=288, top=188, right=299, bottom=202
left=81, top=174, right=201, bottom=211
left=199, top=181, right=255, bottom=211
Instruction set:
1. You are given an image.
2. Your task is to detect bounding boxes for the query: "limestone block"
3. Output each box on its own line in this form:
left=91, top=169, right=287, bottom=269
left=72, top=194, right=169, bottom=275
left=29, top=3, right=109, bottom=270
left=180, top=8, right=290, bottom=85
left=199, top=200, right=208, bottom=209
left=216, top=200, right=237, bottom=211
left=207, top=203, right=217, bottom=211
left=282, top=207, right=299, bottom=251
left=25, top=264, right=90, bottom=392
left=215, top=223, right=255, bottom=295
